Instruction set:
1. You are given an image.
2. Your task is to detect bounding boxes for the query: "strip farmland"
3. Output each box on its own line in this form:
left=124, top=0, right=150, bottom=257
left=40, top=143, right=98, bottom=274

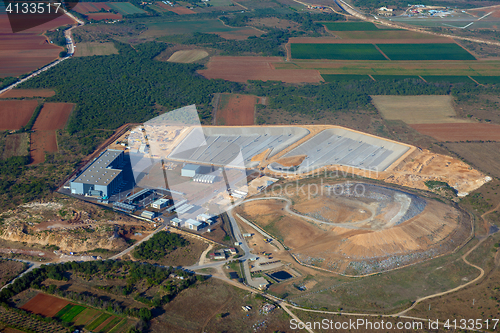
left=291, top=43, right=387, bottom=60
left=377, top=43, right=476, bottom=61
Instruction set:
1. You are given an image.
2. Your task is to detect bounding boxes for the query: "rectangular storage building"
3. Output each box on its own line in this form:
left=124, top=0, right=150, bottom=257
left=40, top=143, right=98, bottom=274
left=70, top=149, right=124, bottom=197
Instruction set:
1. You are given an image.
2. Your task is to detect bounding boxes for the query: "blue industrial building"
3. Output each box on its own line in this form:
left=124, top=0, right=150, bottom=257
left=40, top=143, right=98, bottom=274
left=70, top=149, right=125, bottom=197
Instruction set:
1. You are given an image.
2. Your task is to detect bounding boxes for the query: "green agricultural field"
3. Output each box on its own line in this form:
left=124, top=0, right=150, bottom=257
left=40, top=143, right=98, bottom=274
left=291, top=43, right=387, bottom=60
left=472, top=76, right=500, bottom=84
left=372, top=75, right=422, bottom=81
left=87, top=313, right=112, bottom=331
left=321, top=74, right=371, bottom=81
left=100, top=316, right=123, bottom=332
left=377, top=43, right=476, bottom=61
left=321, top=21, right=380, bottom=31
left=422, top=75, right=473, bottom=83
left=107, top=2, right=146, bottom=15
left=56, top=304, right=86, bottom=323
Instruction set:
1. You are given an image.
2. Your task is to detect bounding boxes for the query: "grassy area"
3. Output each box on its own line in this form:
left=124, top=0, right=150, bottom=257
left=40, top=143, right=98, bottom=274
left=378, top=43, right=476, bottom=61
left=291, top=43, right=387, bottom=60
left=56, top=304, right=86, bottom=323
left=275, top=59, right=500, bottom=76
left=107, top=2, right=145, bottom=15
left=75, top=42, right=118, bottom=57
left=321, top=21, right=380, bottom=31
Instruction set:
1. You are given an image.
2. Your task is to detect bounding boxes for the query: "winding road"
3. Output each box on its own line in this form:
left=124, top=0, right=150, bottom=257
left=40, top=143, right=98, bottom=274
left=0, top=8, right=83, bottom=96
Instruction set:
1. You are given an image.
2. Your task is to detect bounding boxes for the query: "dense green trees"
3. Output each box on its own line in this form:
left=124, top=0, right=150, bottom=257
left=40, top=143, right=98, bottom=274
left=20, top=41, right=240, bottom=152
left=133, top=231, right=188, bottom=261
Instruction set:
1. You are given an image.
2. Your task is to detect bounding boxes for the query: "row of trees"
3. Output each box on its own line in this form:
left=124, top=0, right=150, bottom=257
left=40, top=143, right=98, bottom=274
left=0, top=260, right=206, bottom=323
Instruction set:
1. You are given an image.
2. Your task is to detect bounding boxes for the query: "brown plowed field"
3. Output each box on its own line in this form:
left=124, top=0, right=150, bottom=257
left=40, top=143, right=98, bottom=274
left=289, top=37, right=455, bottom=44
left=73, top=2, right=122, bottom=20
left=0, top=100, right=38, bottom=130
left=217, top=93, right=257, bottom=125
left=198, top=56, right=323, bottom=83
left=410, top=123, right=500, bottom=141
left=86, top=12, right=122, bottom=20
left=30, top=131, right=57, bottom=164
left=30, top=103, right=73, bottom=164
left=156, top=2, right=196, bottom=14
left=0, top=89, right=55, bottom=98
left=33, top=103, right=73, bottom=131
left=21, top=293, right=70, bottom=317
left=0, top=14, right=73, bottom=77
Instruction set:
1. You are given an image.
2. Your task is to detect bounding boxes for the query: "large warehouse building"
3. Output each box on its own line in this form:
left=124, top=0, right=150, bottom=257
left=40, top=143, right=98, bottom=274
left=70, top=149, right=125, bottom=197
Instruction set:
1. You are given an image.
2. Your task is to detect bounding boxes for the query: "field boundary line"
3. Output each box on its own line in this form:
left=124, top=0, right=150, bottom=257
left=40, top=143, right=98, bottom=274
left=468, top=76, right=483, bottom=86
left=373, top=44, right=391, bottom=60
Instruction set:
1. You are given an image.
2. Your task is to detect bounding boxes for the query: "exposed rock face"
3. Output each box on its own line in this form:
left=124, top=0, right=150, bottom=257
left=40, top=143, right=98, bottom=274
left=0, top=224, right=126, bottom=252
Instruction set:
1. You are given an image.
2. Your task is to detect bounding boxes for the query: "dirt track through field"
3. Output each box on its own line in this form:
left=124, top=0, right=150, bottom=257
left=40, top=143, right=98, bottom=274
left=397, top=201, right=500, bottom=316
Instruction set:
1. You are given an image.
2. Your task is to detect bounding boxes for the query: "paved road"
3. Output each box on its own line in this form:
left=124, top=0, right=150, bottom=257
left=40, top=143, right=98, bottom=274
left=0, top=8, right=83, bottom=96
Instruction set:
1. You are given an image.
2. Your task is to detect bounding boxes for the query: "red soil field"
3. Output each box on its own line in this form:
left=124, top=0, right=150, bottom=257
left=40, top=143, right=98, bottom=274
left=21, top=293, right=70, bottom=317
left=33, top=102, right=74, bottom=131
left=30, top=130, right=58, bottom=164
left=217, top=94, right=257, bottom=125
left=410, top=123, right=500, bottom=141
left=86, top=12, right=122, bottom=20
left=288, top=37, right=455, bottom=44
left=156, top=2, right=196, bottom=14
left=73, top=2, right=112, bottom=13
left=29, top=103, right=73, bottom=163
left=0, top=100, right=38, bottom=130
left=0, top=89, right=55, bottom=98
left=0, top=14, right=73, bottom=77
left=198, top=56, right=323, bottom=83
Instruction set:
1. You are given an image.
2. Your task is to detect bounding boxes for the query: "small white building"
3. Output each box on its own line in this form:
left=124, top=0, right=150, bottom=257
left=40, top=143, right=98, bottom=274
left=185, top=218, right=205, bottom=231
left=151, top=198, right=172, bottom=209
left=171, top=217, right=183, bottom=227
left=197, top=213, right=216, bottom=224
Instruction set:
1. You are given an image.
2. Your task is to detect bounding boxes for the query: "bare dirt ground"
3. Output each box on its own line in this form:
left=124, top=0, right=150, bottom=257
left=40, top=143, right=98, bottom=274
left=30, top=102, right=74, bottom=164
left=236, top=180, right=469, bottom=275
left=0, top=100, right=38, bottom=130
left=0, top=260, right=25, bottom=287
left=21, top=293, right=70, bottom=317
left=198, top=56, right=324, bottom=83
left=151, top=278, right=291, bottom=333
left=384, top=149, right=490, bottom=196
left=443, top=142, right=500, bottom=179
left=410, top=123, right=500, bottom=141
left=216, top=93, right=257, bottom=126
